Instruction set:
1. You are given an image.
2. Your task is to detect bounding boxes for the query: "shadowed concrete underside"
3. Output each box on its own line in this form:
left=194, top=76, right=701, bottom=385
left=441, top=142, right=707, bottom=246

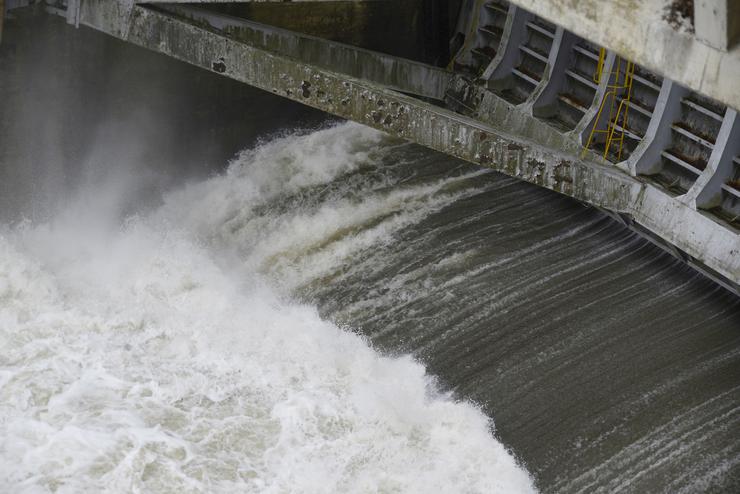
left=16, top=0, right=740, bottom=294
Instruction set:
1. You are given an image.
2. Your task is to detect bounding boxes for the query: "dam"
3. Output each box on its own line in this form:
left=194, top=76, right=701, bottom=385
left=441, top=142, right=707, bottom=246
left=0, top=1, right=739, bottom=492
left=3, top=0, right=737, bottom=293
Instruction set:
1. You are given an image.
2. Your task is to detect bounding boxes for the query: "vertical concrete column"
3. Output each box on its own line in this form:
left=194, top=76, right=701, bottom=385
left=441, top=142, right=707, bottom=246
left=625, top=80, right=687, bottom=175
left=66, top=0, right=81, bottom=27
left=521, top=26, right=565, bottom=112
left=684, top=109, right=740, bottom=209
left=632, top=81, right=689, bottom=176
left=448, top=0, right=483, bottom=68
left=482, top=6, right=531, bottom=81
left=695, top=0, right=740, bottom=51
left=530, top=31, right=578, bottom=117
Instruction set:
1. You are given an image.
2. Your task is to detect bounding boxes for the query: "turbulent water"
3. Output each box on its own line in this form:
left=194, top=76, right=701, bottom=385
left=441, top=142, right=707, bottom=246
left=0, top=124, right=538, bottom=492
left=2, top=14, right=740, bottom=494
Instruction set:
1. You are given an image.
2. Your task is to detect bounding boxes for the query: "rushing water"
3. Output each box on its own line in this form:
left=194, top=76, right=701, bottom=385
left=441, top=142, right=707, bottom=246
left=1, top=14, right=739, bottom=494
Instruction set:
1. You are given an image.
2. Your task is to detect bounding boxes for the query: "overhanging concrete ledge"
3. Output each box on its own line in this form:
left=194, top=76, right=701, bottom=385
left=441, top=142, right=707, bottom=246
left=64, top=3, right=740, bottom=293
left=151, top=3, right=452, bottom=99
left=508, top=0, right=740, bottom=111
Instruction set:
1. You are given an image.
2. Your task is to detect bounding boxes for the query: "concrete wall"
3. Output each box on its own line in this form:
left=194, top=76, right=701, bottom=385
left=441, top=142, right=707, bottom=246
left=507, top=0, right=740, bottom=111
left=204, top=0, right=444, bottom=64
left=156, top=4, right=452, bottom=99
left=65, top=1, right=740, bottom=293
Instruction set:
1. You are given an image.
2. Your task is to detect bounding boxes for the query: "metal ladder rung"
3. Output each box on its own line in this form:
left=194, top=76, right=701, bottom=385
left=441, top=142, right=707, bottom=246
left=519, top=44, right=548, bottom=63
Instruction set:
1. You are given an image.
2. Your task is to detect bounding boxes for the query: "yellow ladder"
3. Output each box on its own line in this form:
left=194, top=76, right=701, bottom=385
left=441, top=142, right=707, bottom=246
left=582, top=50, right=635, bottom=161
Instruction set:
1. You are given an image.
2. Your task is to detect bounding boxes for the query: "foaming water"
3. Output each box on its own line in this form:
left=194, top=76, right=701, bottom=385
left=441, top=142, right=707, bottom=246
left=0, top=123, right=536, bottom=493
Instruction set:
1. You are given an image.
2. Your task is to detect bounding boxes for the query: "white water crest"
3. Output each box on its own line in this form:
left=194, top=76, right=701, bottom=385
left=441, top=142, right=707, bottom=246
left=0, top=123, right=536, bottom=493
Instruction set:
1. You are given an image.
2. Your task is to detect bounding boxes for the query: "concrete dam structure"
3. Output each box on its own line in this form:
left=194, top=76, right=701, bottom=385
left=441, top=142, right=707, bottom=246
left=3, top=2, right=740, bottom=492
left=3, top=0, right=739, bottom=293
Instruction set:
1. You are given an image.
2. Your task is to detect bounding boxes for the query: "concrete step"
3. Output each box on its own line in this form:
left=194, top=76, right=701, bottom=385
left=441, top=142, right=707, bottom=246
left=631, top=72, right=661, bottom=92
left=681, top=97, right=725, bottom=122
left=572, top=44, right=599, bottom=61
left=484, top=2, right=509, bottom=15
left=558, top=93, right=589, bottom=113
left=616, top=96, right=652, bottom=117
left=722, top=181, right=740, bottom=200
left=611, top=123, right=642, bottom=141
left=662, top=149, right=705, bottom=174
left=512, top=67, right=540, bottom=86
left=472, top=47, right=496, bottom=62
left=671, top=123, right=715, bottom=148
left=566, top=69, right=598, bottom=90
left=526, top=21, right=555, bottom=38
left=519, top=44, right=548, bottom=63
left=478, top=25, right=503, bottom=39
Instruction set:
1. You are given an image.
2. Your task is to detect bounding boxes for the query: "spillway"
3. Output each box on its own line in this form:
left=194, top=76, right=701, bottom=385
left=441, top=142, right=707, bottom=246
left=1, top=10, right=738, bottom=494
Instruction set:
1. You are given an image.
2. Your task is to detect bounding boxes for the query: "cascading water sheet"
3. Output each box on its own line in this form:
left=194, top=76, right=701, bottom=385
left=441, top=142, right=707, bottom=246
left=0, top=124, right=537, bottom=493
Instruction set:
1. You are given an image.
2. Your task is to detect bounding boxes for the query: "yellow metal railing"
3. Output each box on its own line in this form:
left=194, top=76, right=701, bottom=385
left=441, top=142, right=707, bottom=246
left=582, top=53, right=635, bottom=161
left=593, top=48, right=606, bottom=84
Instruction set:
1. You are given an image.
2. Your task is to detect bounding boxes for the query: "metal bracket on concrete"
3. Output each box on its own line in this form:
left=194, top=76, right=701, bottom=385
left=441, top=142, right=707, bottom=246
left=632, top=81, right=689, bottom=176
left=686, top=109, right=740, bottom=209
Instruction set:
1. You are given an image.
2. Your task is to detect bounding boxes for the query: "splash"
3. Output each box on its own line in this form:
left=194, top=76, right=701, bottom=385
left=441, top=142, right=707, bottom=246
left=0, top=123, right=536, bottom=493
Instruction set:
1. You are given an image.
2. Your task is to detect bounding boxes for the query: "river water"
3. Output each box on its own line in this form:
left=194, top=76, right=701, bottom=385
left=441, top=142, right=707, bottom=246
left=1, top=14, right=738, bottom=494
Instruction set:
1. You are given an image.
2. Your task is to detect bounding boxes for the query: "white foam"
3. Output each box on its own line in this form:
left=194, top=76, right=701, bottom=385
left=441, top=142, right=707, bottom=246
left=0, top=123, right=536, bottom=493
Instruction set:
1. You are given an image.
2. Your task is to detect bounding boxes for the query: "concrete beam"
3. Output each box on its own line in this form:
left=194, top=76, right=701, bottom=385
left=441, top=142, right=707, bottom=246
left=507, top=0, right=740, bottom=112
left=695, top=0, right=740, bottom=51
left=154, top=4, right=451, bottom=99
left=58, top=1, right=740, bottom=292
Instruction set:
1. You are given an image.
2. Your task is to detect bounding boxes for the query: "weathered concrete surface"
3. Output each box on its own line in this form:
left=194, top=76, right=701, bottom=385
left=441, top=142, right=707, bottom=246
left=155, top=4, right=451, bottom=99
left=63, top=2, right=740, bottom=293
left=695, top=0, right=740, bottom=50
left=507, top=0, right=740, bottom=111
left=200, top=0, right=440, bottom=64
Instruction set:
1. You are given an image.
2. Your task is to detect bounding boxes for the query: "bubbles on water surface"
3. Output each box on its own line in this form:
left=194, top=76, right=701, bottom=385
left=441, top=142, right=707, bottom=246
left=0, top=123, right=536, bottom=493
